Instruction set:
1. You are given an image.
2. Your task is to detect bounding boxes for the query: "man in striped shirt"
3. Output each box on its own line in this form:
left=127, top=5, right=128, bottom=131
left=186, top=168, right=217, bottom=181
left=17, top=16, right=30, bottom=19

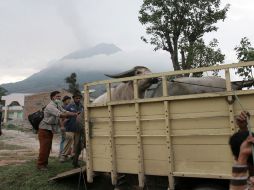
left=229, top=112, right=254, bottom=190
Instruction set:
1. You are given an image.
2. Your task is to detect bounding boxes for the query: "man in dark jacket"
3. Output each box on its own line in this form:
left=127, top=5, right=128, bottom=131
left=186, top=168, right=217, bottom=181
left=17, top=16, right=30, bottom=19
left=60, top=92, right=84, bottom=167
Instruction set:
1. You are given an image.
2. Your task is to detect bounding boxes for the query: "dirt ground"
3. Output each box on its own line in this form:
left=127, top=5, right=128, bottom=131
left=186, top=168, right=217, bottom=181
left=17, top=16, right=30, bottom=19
left=0, top=129, right=61, bottom=166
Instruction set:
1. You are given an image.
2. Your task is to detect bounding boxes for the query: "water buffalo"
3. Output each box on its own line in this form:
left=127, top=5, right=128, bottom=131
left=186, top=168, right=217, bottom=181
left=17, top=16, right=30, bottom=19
left=146, top=76, right=241, bottom=98
left=93, top=66, right=156, bottom=104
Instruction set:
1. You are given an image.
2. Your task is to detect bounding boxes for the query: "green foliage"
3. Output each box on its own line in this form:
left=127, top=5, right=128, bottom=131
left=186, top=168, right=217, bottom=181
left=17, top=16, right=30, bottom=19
left=0, top=158, right=114, bottom=190
left=0, top=158, right=80, bottom=190
left=0, top=86, right=7, bottom=98
left=65, top=73, right=80, bottom=95
left=234, top=37, right=254, bottom=80
left=139, top=0, right=229, bottom=72
left=180, top=38, right=224, bottom=77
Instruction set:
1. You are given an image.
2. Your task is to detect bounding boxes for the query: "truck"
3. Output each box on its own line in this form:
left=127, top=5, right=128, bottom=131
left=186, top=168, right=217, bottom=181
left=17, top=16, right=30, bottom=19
left=83, top=61, right=254, bottom=190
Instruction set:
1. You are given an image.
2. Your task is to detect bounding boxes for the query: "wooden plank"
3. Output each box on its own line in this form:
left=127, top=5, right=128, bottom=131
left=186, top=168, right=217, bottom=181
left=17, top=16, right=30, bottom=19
left=90, top=107, right=108, bottom=117
left=116, top=145, right=138, bottom=159
left=106, top=83, right=117, bottom=185
left=173, top=172, right=232, bottom=179
left=174, top=161, right=232, bottom=175
left=162, top=76, right=168, bottom=97
left=108, top=105, right=117, bottom=185
left=142, top=137, right=168, bottom=145
left=86, top=61, right=254, bottom=86
left=174, top=145, right=232, bottom=162
left=91, top=137, right=109, bottom=145
left=170, top=111, right=228, bottom=119
left=113, top=104, right=135, bottom=117
left=133, top=79, right=145, bottom=187
left=234, top=95, right=254, bottom=112
left=172, top=128, right=230, bottom=136
left=171, top=117, right=229, bottom=130
left=140, top=102, right=164, bottom=115
left=116, top=159, right=139, bottom=173
left=169, top=98, right=228, bottom=114
left=135, top=103, right=145, bottom=187
left=164, top=101, right=174, bottom=190
left=49, top=166, right=86, bottom=181
left=143, top=160, right=169, bottom=176
left=225, top=69, right=236, bottom=134
left=172, top=136, right=229, bottom=145
left=84, top=84, right=93, bottom=183
left=93, top=158, right=111, bottom=172
left=91, top=144, right=110, bottom=159
left=115, top=137, right=137, bottom=145
left=141, top=120, right=165, bottom=130
left=143, top=144, right=168, bottom=161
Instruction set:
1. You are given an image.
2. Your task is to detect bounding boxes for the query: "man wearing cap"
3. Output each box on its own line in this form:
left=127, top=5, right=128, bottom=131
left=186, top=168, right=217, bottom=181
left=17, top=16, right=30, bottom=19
left=60, top=92, right=84, bottom=167
left=59, top=95, right=71, bottom=157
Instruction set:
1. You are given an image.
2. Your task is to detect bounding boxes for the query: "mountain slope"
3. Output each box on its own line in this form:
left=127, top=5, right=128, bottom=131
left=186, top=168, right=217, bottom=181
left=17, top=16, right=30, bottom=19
left=1, top=43, right=121, bottom=93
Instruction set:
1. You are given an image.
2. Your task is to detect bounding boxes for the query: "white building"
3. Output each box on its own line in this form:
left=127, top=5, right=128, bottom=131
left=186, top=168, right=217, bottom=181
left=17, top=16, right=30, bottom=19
left=1, top=93, right=31, bottom=123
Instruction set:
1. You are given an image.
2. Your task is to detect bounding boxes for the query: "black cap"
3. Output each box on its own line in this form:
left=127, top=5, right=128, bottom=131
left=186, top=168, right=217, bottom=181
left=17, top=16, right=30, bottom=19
left=72, top=92, right=82, bottom=99
left=62, top=95, right=71, bottom=102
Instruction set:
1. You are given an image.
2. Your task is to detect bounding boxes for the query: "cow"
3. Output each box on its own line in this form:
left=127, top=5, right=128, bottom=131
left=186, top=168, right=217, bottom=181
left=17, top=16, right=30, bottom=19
left=93, top=66, right=156, bottom=104
left=146, top=76, right=242, bottom=98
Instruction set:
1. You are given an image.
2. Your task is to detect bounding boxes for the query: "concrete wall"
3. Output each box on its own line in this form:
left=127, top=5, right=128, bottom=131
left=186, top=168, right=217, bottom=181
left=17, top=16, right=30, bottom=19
left=23, top=90, right=71, bottom=121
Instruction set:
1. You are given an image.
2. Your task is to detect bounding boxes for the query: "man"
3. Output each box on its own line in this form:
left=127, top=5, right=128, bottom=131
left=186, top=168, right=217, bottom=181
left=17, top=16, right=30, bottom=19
left=59, top=96, right=71, bottom=156
left=60, top=92, right=84, bottom=167
left=37, top=91, right=77, bottom=171
left=229, top=111, right=254, bottom=189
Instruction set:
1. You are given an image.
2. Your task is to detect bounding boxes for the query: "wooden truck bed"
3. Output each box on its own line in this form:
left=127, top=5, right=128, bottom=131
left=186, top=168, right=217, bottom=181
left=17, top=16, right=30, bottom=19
left=83, top=61, right=254, bottom=189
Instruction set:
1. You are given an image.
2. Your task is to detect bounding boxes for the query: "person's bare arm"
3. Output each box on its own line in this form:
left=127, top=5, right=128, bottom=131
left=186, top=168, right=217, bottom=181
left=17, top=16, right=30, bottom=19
left=59, top=111, right=78, bottom=118
left=230, top=136, right=254, bottom=190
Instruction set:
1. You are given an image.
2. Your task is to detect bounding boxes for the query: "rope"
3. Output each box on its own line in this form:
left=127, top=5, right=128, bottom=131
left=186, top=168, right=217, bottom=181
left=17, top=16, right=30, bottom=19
left=170, top=79, right=227, bottom=90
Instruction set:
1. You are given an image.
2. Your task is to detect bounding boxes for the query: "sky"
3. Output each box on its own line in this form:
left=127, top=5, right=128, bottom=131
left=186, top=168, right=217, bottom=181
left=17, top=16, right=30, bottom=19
left=0, top=0, right=253, bottom=84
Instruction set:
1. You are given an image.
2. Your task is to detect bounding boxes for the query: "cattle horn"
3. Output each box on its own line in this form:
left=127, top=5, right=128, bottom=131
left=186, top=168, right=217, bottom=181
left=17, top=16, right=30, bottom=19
left=105, top=66, right=149, bottom=78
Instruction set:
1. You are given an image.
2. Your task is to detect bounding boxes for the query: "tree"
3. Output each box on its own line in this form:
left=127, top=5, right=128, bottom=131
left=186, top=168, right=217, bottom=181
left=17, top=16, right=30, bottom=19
left=139, top=0, right=229, bottom=72
left=65, top=73, right=80, bottom=94
left=0, top=86, right=7, bottom=99
left=186, top=38, right=225, bottom=77
left=234, top=37, right=254, bottom=80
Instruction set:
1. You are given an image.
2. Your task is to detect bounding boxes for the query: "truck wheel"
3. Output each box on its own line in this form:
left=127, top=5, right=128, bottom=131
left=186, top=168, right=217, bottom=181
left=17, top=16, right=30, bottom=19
left=192, top=184, right=227, bottom=190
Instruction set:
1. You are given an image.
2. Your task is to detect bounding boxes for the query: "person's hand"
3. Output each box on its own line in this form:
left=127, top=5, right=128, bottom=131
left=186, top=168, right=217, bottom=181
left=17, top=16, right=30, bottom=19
left=67, top=112, right=78, bottom=117
left=60, top=127, right=65, bottom=133
left=236, top=111, right=250, bottom=131
left=238, top=135, right=254, bottom=165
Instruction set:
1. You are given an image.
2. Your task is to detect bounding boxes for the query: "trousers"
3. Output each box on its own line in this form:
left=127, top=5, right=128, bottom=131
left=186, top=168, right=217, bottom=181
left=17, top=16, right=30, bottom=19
left=37, top=128, right=53, bottom=168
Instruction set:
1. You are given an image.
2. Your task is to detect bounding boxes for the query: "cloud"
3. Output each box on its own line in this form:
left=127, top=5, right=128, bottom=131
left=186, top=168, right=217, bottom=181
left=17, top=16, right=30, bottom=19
left=55, top=49, right=173, bottom=74
left=56, top=0, right=90, bottom=47
left=0, top=0, right=254, bottom=85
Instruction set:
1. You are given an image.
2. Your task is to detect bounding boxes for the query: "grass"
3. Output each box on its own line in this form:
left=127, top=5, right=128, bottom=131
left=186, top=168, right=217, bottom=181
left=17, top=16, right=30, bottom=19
left=0, top=141, right=26, bottom=150
left=0, top=158, right=114, bottom=190
left=0, top=158, right=85, bottom=190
